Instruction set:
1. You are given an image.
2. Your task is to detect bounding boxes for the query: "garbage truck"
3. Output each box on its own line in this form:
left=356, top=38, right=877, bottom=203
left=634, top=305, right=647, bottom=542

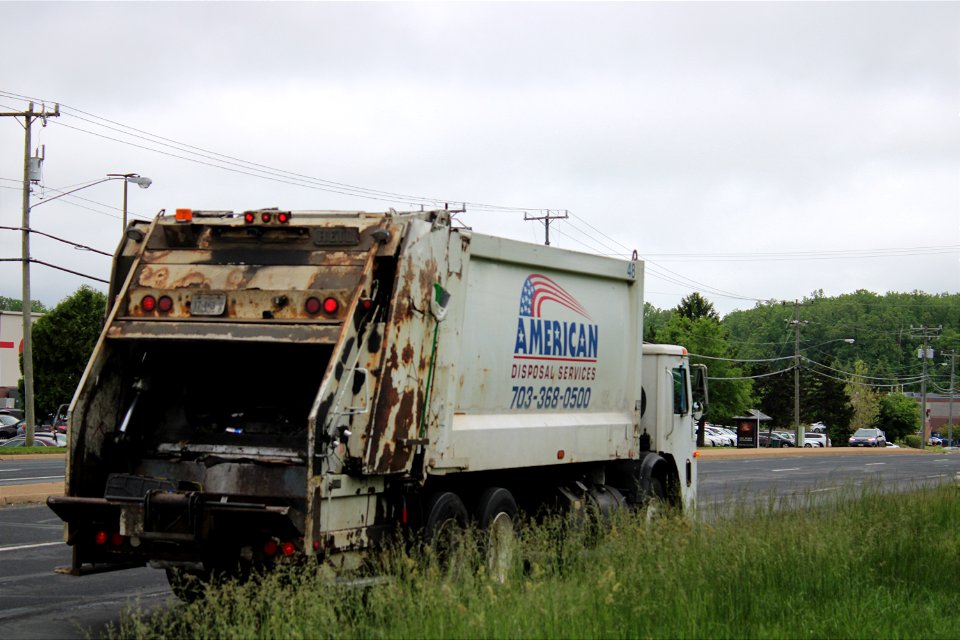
left=48, top=207, right=707, bottom=592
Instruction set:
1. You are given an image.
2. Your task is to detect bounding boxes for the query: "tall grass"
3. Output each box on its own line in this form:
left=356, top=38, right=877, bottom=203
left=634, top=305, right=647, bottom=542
left=114, top=484, right=960, bottom=639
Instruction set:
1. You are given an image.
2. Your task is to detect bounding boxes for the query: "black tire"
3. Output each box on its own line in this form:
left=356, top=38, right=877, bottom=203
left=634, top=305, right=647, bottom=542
left=423, top=491, right=469, bottom=567
left=476, top=488, right=518, bottom=583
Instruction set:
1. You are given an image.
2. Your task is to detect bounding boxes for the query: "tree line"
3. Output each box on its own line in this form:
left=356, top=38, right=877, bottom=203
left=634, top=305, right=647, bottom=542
left=647, top=290, right=960, bottom=444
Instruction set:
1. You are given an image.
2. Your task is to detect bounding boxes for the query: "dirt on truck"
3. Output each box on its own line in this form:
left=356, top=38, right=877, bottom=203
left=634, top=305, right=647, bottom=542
left=48, top=207, right=706, bottom=596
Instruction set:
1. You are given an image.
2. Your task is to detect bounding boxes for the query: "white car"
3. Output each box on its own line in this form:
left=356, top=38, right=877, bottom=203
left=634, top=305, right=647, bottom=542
left=804, top=432, right=830, bottom=448
left=718, top=427, right=738, bottom=447
left=708, top=426, right=735, bottom=447
left=703, top=426, right=729, bottom=447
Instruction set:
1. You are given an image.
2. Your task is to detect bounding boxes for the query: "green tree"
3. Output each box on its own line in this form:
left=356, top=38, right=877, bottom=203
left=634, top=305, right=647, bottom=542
left=877, top=392, right=919, bottom=442
left=643, top=302, right=672, bottom=343
left=29, top=286, right=106, bottom=418
left=0, top=296, right=48, bottom=312
left=675, top=292, right=719, bottom=322
left=845, top=360, right=881, bottom=440
left=801, top=355, right=853, bottom=439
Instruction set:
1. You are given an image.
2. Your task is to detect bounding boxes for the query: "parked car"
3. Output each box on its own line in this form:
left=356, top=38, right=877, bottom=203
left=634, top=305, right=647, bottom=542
left=809, top=421, right=827, bottom=433
left=928, top=433, right=944, bottom=446
left=0, top=435, right=59, bottom=447
left=718, top=427, right=738, bottom=447
left=849, top=428, right=886, bottom=447
left=759, top=431, right=794, bottom=448
left=706, top=426, right=734, bottom=447
left=804, top=432, right=830, bottom=448
left=885, top=441, right=900, bottom=448
left=0, top=414, right=22, bottom=439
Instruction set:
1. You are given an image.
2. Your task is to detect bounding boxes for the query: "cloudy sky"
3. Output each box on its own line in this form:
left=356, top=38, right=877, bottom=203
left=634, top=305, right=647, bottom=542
left=1, top=2, right=957, bottom=316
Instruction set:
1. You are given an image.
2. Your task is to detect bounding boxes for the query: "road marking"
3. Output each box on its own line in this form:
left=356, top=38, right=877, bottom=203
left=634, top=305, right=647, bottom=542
left=811, top=487, right=838, bottom=493
left=0, top=541, right=61, bottom=553
left=0, top=475, right=64, bottom=483
left=926, top=474, right=946, bottom=479
left=0, top=469, right=23, bottom=473
left=771, top=468, right=801, bottom=472
left=864, top=462, right=886, bottom=466
left=933, top=459, right=949, bottom=463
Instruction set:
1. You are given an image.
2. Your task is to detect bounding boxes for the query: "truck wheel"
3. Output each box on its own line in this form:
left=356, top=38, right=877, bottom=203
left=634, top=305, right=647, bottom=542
left=476, top=487, right=518, bottom=583
left=423, top=491, right=469, bottom=567
left=165, top=567, right=210, bottom=603
left=644, top=477, right=666, bottom=525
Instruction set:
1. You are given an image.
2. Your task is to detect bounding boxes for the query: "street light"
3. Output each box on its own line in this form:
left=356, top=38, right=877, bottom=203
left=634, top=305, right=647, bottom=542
left=106, top=173, right=152, bottom=232
left=794, top=336, right=855, bottom=448
left=20, top=173, right=151, bottom=445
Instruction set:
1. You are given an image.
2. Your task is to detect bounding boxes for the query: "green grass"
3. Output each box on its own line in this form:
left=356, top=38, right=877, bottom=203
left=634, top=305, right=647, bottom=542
left=114, top=484, right=960, bottom=639
left=0, top=446, right=65, bottom=455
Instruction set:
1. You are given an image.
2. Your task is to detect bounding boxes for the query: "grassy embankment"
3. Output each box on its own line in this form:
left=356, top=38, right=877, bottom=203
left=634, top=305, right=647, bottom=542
left=115, top=484, right=960, bottom=639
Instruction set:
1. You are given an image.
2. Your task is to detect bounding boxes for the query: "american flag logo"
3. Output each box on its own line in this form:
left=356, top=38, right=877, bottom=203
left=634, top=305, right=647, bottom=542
left=519, top=274, right=592, bottom=320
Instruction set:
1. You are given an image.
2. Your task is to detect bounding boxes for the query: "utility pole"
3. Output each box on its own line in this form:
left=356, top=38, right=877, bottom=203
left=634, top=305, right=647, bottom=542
left=911, top=325, right=941, bottom=449
left=787, top=300, right=808, bottom=447
left=0, top=101, right=60, bottom=446
left=524, top=210, right=568, bottom=246
left=944, top=351, right=957, bottom=448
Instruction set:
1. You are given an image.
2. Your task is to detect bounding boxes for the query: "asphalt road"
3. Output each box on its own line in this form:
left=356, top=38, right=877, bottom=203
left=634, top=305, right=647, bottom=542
left=0, top=458, right=65, bottom=487
left=699, top=450, right=960, bottom=515
left=0, top=504, right=170, bottom=640
left=1, top=450, right=958, bottom=639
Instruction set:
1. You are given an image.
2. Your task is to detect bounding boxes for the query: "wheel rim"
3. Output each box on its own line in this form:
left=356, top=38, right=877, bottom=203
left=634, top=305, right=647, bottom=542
left=486, top=511, right=516, bottom=583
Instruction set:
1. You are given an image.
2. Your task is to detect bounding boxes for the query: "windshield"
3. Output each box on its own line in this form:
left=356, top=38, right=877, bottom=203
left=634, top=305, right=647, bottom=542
left=0, top=415, right=19, bottom=426
left=853, top=429, right=877, bottom=437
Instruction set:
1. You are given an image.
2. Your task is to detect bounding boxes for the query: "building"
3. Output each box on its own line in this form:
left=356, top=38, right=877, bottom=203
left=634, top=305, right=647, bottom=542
left=0, top=310, right=44, bottom=406
left=904, top=393, right=959, bottom=438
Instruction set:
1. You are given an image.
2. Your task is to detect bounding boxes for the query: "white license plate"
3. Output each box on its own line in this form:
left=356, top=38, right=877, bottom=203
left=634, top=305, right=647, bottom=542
left=190, top=293, right=226, bottom=316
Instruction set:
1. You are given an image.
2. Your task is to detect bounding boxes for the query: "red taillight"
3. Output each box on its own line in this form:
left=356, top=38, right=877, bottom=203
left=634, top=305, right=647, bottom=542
left=157, top=296, right=173, bottom=312
left=243, top=211, right=255, bottom=224
left=305, top=297, right=322, bottom=315
left=281, top=541, right=296, bottom=557
left=323, top=297, right=339, bottom=314
left=261, top=212, right=272, bottom=223
left=110, top=532, right=125, bottom=547
left=263, top=539, right=278, bottom=557
left=141, top=295, right=157, bottom=312
left=277, top=211, right=291, bottom=224
left=95, top=531, right=108, bottom=545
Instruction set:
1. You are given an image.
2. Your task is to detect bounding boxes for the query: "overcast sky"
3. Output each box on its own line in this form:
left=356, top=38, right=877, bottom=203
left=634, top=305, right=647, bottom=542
left=1, top=2, right=957, bottom=316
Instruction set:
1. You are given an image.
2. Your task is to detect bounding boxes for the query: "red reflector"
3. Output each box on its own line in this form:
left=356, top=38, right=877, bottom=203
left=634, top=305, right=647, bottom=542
left=157, top=296, right=173, bottom=312
left=263, top=539, right=278, bottom=557
left=281, top=542, right=296, bottom=557
left=277, top=212, right=291, bottom=224
left=361, top=298, right=373, bottom=311
left=141, top=295, right=157, bottom=312
left=110, top=533, right=125, bottom=547
left=323, top=297, right=339, bottom=314
left=261, top=212, right=272, bottom=223
left=557, top=450, right=565, bottom=460
left=244, top=212, right=255, bottom=224
left=402, top=504, right=408, bottom=525
left=312, top=539, right=320, bottom=551
left=305, top=297, right=321, bottom=315
left=95, top=531, right=108, bottom=545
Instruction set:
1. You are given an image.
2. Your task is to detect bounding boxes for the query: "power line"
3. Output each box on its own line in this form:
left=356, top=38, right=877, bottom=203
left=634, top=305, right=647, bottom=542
left=0, top=258, right=107, bottom=284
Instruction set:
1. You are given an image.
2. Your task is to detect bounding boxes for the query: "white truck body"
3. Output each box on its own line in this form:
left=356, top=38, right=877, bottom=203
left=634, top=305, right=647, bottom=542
left=49, top=208, right=704, bottom=585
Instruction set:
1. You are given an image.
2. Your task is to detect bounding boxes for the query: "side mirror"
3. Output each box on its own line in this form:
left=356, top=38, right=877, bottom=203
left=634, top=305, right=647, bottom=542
left=691, top=363, right=709, bottom=416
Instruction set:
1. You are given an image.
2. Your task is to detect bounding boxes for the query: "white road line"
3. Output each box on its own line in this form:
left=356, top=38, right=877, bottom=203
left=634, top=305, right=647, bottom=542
left=0, top=469, right=23, bottom=473
left=933, top=459, right=949, bottom=463
left=0, top=541, right=62, bottom=553
left=0, top=475, right=64, bottom=483
left=810, top=487, right=838, bottom=493
left=926, top=474, right=946, bottom=479
left=864, top=462, right=886, bottom=466
left=770, top=468, right=800, bottom=472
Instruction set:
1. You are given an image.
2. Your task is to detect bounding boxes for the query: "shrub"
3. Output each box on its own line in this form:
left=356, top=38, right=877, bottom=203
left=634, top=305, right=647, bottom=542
left=905, top=434, right=922, bottom=449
